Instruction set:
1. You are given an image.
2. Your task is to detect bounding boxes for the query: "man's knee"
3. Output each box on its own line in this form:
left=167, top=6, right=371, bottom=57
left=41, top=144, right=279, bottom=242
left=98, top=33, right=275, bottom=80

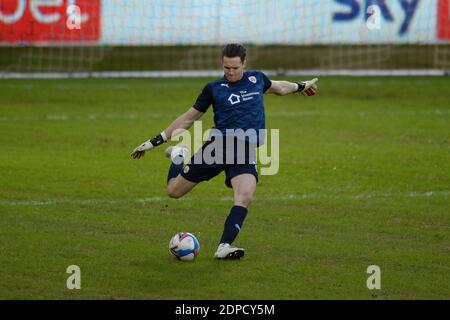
left=235, top=191, right=253, bottom=207
left=167, top=177, right=196, bottom=199
left=167, top=182, right=184, bottom=199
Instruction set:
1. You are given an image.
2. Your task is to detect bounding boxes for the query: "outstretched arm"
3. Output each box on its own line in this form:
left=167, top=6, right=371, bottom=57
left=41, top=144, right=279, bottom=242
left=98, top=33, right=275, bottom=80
left=131, top=107, right=203, bottom=159
left=266, top=78, right=318, bottom=96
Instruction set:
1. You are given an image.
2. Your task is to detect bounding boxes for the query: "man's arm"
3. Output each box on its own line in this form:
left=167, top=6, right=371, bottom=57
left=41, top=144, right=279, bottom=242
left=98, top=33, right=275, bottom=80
left=266, top=78, right=318, bottom=96
left=131, top=107, right=203, bottom=159
left=265, top=80, right=297, bottom=96
left=163, top=107, right=204, bottom=139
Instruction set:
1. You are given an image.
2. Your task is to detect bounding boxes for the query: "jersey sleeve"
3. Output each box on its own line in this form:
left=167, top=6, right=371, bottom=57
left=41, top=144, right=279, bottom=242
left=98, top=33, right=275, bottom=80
left=261, top=72, right=272, bottom=93
left=193, top=83, right=213, bottom=113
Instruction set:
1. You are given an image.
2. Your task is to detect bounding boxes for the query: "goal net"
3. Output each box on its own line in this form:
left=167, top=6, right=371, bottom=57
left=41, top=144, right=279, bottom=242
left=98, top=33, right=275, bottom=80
left=0, top=0, right=449, bottom=77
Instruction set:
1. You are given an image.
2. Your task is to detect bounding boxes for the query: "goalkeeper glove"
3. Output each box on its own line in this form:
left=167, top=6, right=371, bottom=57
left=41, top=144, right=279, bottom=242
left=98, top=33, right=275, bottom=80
left=296, top=78, right=318, bottom=96
left=131, top=131, right=167, bottom=159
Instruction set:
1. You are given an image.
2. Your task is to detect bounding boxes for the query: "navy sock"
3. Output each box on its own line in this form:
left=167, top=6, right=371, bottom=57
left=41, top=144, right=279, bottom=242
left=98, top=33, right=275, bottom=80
left=219, top=205, right=248, bottom=245
left=166, top=155, right=184, bottom=183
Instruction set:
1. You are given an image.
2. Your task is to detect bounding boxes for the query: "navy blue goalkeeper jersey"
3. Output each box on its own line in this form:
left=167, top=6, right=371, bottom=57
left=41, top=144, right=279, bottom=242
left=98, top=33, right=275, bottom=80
left=193, top=70, right=272, bottom=145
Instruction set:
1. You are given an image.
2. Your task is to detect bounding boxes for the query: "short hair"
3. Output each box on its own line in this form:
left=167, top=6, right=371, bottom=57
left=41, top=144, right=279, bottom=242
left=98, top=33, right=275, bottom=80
left=222, top=43, right=246, bottom=62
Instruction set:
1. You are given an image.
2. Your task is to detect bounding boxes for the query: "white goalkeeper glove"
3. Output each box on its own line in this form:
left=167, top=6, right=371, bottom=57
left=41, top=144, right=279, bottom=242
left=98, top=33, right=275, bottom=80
left=131, top=131, right=167, bottom=159
left=296, top=78, right=318, bottom=96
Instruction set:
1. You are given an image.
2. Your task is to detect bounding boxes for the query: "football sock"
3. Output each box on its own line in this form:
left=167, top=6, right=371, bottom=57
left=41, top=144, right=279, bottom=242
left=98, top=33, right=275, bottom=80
left=219, top=205, right=248, bottom=245
left=167, top=155, right=184, bottom=183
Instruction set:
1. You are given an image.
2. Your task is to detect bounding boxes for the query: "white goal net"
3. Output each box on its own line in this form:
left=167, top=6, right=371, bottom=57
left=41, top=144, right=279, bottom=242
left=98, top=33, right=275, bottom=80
left=0, top=0, right=449, bottom=77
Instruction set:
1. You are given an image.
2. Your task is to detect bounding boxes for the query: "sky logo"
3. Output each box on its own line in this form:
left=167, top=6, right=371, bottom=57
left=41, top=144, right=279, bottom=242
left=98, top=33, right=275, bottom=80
left=332, top=0, right=420, bottom=35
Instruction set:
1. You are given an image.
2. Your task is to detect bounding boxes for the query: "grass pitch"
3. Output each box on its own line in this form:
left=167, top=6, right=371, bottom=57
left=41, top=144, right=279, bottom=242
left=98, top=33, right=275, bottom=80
left=0, top=76, right=449, bottom=299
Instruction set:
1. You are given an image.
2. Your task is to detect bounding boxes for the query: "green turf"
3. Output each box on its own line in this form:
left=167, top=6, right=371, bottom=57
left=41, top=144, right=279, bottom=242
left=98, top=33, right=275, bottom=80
left=0, top=77, right=449, bottom=299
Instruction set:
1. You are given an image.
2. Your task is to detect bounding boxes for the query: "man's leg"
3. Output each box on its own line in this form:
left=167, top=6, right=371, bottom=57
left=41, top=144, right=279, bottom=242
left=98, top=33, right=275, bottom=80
left=166, top=140, right=227, bottom=199
left=165, top=146, right=198, bottom=199
left=167, top=175, right=197, bottom=199
left=215, top=173, right=256, bottom=259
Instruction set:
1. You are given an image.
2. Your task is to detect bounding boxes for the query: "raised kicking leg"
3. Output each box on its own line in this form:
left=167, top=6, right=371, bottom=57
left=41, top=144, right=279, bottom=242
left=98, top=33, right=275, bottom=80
left=165, top=146, right=198, bottom=199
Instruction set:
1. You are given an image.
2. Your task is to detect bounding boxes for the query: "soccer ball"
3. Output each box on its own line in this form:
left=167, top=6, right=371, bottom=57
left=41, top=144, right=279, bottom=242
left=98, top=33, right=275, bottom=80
left=169, top=232, right=200, bottom=261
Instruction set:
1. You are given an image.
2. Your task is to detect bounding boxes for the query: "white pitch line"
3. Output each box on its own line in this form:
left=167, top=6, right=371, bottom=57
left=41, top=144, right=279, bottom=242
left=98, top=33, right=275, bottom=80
left=1, top=191, right=449, bottom=207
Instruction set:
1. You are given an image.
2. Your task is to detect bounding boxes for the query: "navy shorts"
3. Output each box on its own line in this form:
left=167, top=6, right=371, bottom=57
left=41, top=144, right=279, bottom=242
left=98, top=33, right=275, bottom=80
left=181, top=137, right=258, bottom=188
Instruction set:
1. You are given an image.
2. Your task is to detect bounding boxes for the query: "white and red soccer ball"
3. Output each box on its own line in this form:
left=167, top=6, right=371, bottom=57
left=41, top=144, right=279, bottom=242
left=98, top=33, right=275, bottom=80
left=169, top=232, right=200, bottom=261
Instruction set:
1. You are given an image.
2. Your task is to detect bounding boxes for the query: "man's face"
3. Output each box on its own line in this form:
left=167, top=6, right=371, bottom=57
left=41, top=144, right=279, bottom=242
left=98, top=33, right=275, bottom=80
left=222, top=56, right=246, bottom=83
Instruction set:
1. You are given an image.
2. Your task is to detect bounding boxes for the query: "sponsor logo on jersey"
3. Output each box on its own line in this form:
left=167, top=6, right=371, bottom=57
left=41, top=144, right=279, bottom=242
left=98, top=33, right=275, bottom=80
left=228, top=93, right=240, bottom=105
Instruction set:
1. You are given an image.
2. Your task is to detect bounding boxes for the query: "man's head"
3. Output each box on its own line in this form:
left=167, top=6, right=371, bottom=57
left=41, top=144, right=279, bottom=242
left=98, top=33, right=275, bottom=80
left=222, top=43, right=247, bottom=83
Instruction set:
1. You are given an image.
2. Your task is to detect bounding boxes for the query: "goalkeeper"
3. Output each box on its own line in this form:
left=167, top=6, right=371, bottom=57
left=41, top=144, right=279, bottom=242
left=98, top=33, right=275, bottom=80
left=131, top=43, right=318, bottom=259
